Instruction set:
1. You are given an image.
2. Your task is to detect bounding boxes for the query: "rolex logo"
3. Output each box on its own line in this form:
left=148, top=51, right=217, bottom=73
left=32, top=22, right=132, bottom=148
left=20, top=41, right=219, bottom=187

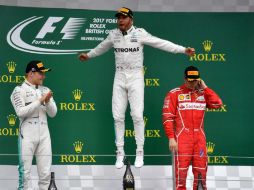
left=202, top=40, right=213, bottom=52
left=60, top=141, right=96, bottom=163
left=144, top=116, right=148, bottom=127
left=7, top=114, right=17, bottom=126
left=60, top=89, right=95, bottom=111
left=190, top=40, right=225, bottom=62
left=73, top=141, right=84, bottom=153
left=6, top=61, right=17, bottom=73
left=72, top=89, right=83, bottom=101
left=206, top=142, right=215, bottom=154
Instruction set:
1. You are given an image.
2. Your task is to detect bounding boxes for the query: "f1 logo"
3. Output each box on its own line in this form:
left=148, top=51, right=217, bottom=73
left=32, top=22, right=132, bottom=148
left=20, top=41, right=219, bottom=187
left=36, top=17, right=86, bottom=39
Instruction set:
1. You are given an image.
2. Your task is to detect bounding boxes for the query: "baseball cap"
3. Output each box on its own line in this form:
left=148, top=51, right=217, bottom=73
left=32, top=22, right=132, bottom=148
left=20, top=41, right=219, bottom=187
left=184, top=66, right=200, bottom=81
left=25, top=60, right=51, bottom=73
left=115, top=7, right=133, bottom=18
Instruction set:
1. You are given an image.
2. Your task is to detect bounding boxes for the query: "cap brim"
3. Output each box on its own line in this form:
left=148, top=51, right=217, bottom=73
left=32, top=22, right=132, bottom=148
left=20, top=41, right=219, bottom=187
left=115, top=12, right=133, bottom=18
left=115, top=12, right=129, bottom=17
left=187, top=78, right=200, bottom=81
left=40, top=68, right=51, bottom=72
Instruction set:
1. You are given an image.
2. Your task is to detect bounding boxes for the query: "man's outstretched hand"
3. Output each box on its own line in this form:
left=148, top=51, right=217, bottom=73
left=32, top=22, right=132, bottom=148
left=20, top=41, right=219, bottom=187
left=79, top=52, right=89, bottom=61
left=185, top=47, right=195, bottom=56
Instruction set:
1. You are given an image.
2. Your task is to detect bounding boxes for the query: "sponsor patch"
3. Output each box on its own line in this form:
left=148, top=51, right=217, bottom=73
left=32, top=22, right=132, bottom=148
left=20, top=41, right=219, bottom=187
left=178, top=94, right=191, bottom=101
left=114, top=47, right=139, bottom=52
left=200, top=149, right=204, bottom=157
left=196, top=95, right=205, bottom=101
left=163, top=99, right=170, bottom=108
left=178, top=102, right=206, bottom=110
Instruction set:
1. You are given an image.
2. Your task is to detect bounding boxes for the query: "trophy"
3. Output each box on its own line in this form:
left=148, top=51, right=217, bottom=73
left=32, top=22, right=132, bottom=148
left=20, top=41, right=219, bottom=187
left=48, top=172, right=58, bottom=190
left=123, top=158, right=135, bottom=190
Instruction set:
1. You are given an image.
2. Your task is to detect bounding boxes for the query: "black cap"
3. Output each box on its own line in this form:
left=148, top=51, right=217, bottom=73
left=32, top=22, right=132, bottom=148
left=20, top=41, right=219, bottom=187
left=115, top=7, right=133, bottom=18
left=184, top=66, right=200, bottom=81
left=25, top=60, right=51, bottom=73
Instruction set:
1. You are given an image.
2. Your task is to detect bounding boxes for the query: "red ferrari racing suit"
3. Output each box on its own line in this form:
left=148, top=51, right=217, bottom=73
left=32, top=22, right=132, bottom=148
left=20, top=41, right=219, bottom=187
left=162, top=84, right=222, bottom=190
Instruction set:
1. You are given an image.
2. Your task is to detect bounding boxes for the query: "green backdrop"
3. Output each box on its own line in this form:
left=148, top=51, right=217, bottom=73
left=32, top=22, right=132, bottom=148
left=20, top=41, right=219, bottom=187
left=0, top=5, right=253, bottom=165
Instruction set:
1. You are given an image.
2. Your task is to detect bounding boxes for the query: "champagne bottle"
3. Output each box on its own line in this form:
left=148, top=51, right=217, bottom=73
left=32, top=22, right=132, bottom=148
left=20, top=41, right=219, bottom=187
left=48, top=172, right=58, bottom=190
left=123, top=159, right=135, bottom=190
left=196, top=173, right=204, bottom=190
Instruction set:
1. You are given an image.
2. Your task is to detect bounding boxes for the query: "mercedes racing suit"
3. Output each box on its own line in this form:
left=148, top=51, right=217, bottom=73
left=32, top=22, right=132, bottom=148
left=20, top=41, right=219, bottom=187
left=87, top=26, right=186, bottom=150
left=162, top=84, right=222, bottom=190
left=11, top=80, right=57, bottom=190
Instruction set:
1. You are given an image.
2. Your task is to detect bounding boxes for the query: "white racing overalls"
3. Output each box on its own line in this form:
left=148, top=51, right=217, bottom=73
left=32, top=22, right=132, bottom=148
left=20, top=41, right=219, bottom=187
left=11, top=80, right=57, bottom=190
left=87, top=26, right=186, bottom=150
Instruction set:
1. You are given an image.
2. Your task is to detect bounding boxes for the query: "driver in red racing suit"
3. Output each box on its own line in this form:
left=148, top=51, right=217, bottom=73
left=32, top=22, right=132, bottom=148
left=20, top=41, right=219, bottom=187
left=162, top=66, right=223, bottom=190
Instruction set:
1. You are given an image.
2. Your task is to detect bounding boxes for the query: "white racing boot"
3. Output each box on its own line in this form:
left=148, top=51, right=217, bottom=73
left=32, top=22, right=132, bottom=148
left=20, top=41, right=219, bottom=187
left=134, top=149, right=144, bottom=168
left=115, top=150, right=125, bottom=169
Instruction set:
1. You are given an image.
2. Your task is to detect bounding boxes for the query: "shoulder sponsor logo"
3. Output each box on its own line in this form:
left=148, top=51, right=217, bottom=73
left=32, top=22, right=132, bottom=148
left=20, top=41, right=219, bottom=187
left=178, top=102, right=206, bottom=110
left=170, top=88, right=181, bottom=93
left=163, top=99, right=170, bottom=108
left=196, top=95, right=205, bottom=101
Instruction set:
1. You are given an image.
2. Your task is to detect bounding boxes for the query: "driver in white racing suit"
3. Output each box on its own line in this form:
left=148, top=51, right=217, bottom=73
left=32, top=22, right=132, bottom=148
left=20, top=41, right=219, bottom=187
left=79, top=7, right=195, bottom=169
left=11, top=60, right=57, bottom=190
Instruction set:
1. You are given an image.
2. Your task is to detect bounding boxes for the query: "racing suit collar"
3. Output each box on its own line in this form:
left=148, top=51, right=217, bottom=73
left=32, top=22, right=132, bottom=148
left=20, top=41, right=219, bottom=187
left=24, top=79, right=38, bottom=89
left=126, top=25, right=134, bottom=35
left=120, top=25, right=134, bottom=36
left=182, top=84, right=198, bottom=93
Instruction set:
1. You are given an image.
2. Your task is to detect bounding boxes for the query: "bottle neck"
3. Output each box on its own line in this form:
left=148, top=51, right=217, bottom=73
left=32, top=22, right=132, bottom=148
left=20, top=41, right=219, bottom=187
left=51, top=172, right=55, bottom=179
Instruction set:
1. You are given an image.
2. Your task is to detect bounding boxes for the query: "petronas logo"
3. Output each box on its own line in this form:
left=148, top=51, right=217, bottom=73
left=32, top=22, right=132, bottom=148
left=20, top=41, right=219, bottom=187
left=72, top=89, right=83, bottom=101
left=6, top=61, right=17, bottom=73
left=206, top=141, right=215, bottom=154
left=7, top=114, right=17, bottom=126
left=73, top=141, right=84, bottom=153
left=202, top=40, right=213, bottom=52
